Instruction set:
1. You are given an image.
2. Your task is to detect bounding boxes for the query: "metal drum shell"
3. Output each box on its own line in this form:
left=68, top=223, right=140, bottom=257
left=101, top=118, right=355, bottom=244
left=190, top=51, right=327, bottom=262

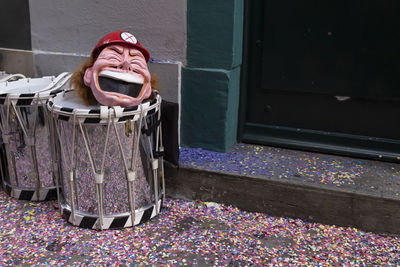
left=48, top=90, right=163, bottom=230
left=0, top=73, right=71, bottom=201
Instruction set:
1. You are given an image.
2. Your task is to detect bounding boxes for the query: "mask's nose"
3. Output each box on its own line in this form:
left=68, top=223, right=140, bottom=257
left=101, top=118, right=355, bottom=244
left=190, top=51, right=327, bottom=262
left=118, top=59, right=132, bottom=71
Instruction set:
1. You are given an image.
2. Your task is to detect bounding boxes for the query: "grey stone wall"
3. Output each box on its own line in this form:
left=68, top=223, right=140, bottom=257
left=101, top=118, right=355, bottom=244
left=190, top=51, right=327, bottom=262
left=29, top=0, right=186, bottom=62
left=28, top=0, right=186, bottom=103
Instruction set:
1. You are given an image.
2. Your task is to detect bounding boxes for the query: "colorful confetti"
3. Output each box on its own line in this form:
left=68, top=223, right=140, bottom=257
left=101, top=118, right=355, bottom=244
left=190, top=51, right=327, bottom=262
left=0, top=192, right=399, bottom=265
left=180, top=144, right=400, bottom=197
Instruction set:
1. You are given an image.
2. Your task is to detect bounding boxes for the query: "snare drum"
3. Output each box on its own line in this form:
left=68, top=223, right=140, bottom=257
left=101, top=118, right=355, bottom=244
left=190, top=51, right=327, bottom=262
left=0, top=73, right=26, bottom=191
left=48, top=90, right=164, bottom=230
left=0, top=73, right=71, bottom=201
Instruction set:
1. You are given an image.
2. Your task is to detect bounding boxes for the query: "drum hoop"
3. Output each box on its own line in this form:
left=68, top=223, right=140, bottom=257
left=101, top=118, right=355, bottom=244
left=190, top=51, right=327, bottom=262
left=4, top=182, right=58, bottom=201
left=62, top=192, right=162, bottom=218
left=60, top=193, right=163, bottom=229
left=48, top=93, right=161, bottom=122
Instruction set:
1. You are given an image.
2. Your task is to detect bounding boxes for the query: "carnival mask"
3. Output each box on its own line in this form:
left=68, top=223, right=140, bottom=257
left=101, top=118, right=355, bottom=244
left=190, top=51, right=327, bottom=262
left=83, top=31, right=152, bottom=107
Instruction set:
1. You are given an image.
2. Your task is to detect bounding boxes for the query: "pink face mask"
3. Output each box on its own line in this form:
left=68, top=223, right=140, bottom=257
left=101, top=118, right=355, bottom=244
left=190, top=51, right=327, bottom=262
left=84, top=44, right=152, bottom=107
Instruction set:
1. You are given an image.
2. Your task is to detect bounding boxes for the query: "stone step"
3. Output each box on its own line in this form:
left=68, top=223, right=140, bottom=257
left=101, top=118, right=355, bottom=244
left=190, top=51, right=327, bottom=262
left=164, top=144, right=400, bottom=235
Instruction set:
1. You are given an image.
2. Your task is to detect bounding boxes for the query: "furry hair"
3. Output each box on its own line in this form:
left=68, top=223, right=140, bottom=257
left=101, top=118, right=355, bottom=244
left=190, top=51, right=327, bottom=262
left=70, top=56, right=97, bottom=105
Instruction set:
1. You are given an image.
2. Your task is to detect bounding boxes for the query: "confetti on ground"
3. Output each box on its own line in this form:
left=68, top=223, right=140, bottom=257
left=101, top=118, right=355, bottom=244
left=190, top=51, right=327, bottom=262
left=180, top=144, right=400, bottom=197
left=0, top=192, right=399, bottom=265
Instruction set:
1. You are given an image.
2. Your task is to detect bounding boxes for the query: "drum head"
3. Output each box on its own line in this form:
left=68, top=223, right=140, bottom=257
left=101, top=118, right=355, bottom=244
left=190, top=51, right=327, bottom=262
left=52, top=90, right=98, bottom=111
left=0, top=76, right=54, bottom=94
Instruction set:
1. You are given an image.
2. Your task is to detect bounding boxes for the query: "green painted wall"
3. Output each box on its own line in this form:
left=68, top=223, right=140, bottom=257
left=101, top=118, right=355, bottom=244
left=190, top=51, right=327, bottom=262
left=186, top=0, right=243, bottom=69
left=182, top=0, right=244, bottom=152
left=181, top=67, right=241, bottom=152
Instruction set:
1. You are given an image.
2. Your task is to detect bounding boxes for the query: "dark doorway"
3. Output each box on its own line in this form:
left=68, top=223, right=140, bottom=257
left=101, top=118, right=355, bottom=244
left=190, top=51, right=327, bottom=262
left=240, top=0, right=400, bottom=162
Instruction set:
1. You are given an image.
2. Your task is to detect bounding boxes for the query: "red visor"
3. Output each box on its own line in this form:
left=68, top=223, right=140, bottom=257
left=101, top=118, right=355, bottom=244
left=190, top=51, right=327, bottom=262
left=91, top=31, right=150, bottom=62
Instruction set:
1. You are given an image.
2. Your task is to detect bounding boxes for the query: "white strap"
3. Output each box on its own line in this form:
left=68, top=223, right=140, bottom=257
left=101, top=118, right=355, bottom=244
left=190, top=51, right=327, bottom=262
left=127, top=171, right=136, bottom=182
left=100, top=106, right=108, bottom=120
left=95, top=173, right=104, bottom=184
left=113, top=106, right=123, bottom=118
left=69, top=170, right=74, bottom=182
left=1, top=134, right=9, bottom=144
left=151, top=159, right=158, bottom=170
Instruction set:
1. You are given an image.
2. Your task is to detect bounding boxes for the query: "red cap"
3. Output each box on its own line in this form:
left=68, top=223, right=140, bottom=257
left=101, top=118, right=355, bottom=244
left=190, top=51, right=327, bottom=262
left=91, top=31, right=150, bottom=61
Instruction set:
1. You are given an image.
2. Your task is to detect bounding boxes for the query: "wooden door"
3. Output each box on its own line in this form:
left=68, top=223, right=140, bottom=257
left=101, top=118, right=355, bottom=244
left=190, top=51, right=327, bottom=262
left=240, top=0, right=400, bottom=161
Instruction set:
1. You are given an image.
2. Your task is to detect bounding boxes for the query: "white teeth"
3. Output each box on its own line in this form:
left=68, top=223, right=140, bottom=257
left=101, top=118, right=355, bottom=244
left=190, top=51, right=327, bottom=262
left=99, top=70, right=144, bottom=84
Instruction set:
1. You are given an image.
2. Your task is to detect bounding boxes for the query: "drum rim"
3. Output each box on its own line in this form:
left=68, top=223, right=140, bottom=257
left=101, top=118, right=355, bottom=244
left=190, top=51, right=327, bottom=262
left=60, top=193, right=163, bottom=229
left=3, top=182, right=59, bottom=201
left=0, top=73, right=71, bottom=102
left=0, top=76, right=56, bottom=99
left=61, top=192, right=162, bottom=218
left=48, top=91, right=161, bottom=119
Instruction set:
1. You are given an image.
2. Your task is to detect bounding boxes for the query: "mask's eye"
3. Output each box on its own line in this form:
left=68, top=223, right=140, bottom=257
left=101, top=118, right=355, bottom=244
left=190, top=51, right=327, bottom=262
left=106, top=56, right=121, bottom=62
left=109, top=47, right=123, bottom=54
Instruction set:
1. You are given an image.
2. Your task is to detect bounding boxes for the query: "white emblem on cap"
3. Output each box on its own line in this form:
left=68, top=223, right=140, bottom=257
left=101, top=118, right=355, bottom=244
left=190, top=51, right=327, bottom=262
left=120, top=32, right=137, bottom=44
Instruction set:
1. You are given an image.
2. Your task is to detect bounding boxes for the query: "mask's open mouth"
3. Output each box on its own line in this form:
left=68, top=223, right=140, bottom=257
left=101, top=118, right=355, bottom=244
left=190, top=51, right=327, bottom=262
left=98, top=70, right=144, bottom=98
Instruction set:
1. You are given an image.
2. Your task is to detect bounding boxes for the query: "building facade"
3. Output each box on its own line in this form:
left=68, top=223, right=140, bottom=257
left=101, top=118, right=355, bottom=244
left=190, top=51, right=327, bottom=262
left=1, top=0, right=399, bottom=161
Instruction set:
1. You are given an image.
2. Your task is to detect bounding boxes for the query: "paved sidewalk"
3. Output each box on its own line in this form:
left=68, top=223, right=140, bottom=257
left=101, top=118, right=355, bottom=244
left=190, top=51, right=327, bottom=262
left=0, top=191, right=399, bottom=266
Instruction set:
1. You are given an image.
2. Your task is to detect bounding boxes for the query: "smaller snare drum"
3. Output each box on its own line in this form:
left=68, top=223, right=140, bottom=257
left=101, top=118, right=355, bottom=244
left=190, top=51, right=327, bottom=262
left=0, top=72, right=25, bottom=191
left=48, top=90, right=164, bottom=230
left=0, top=73, right=71, bottom=201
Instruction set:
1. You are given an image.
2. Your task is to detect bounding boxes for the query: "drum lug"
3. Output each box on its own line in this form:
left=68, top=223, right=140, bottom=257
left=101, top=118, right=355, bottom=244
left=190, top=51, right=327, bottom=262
left=125, top=119, right=132, bottom=137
